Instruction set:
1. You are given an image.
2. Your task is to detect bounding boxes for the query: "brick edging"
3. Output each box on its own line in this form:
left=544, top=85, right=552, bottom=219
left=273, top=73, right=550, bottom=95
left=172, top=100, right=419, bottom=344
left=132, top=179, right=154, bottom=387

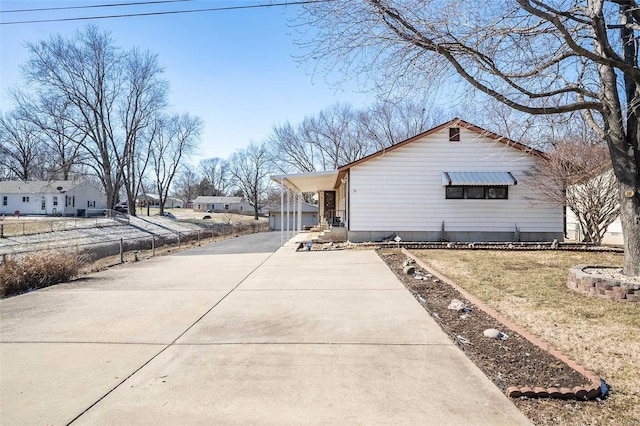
left=567, top=264, right=640, bottom=303
left=401, top=248, right=602, bottom=400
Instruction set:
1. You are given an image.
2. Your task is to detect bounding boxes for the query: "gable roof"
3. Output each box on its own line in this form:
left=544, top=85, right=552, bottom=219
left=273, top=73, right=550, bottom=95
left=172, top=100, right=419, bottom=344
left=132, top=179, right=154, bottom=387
left=0, top=180, right=85, bottom=194
left=338, top=118, right=544, bottom=173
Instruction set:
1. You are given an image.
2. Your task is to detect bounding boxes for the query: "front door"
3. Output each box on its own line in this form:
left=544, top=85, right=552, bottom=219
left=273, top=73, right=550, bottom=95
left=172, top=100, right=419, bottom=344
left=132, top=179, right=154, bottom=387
left=324, top=191, right=336, bottom=222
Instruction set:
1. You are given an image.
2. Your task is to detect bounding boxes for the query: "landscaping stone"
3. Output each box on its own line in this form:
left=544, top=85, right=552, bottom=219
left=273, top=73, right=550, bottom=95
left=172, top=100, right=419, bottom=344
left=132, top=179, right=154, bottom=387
left=483, top=328, right=501, bottom=339
left=403, top=265, right=416, bottom=275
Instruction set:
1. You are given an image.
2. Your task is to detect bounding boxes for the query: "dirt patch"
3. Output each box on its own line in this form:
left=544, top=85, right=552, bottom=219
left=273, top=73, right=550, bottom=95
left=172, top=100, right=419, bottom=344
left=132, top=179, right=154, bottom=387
left=379, top=249, right=590, bottom=394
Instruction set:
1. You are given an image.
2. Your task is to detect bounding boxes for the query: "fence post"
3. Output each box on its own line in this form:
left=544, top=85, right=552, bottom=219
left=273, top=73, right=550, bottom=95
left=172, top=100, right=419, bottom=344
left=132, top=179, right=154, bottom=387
left=177, top=233, right=181, bottom=249
left=23, top=222, right=26, bottom=235
left=0, top=224, right=3, bottom=238
left=197, top=230, right=200, bottom=246
left=152, top=235, right=155, bottom=256
left=120, top=238, right=124, bottom=264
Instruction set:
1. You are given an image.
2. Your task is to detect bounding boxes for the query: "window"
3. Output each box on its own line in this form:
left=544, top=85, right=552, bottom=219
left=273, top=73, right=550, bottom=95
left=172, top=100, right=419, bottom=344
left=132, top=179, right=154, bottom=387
left=87, top=200, right=96, bottom=208
left=224, top=204, right=229, bottom=210
left=445, top=187, right=464, bottom=199
left=41, top=197, right=46, bottom=210
left=487, top=187, right=508, bottom=199
left=22, top=196, right=29, bottom=203
left=53, top=196, right=58, bottom=206
left=449, top=127, right=460, bottom=142
left=446, top=186, right=508, bottom=200
left=2, top=196, right=6, bottom=206
left=465, top=187, right=485, bottom=199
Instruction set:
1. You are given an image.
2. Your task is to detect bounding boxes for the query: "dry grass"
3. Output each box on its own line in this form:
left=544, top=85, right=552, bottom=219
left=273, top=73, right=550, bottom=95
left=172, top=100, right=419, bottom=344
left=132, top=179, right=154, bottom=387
left=0, top=250, right=86, bottom=297
left=411, top=249, right=640, bottom=426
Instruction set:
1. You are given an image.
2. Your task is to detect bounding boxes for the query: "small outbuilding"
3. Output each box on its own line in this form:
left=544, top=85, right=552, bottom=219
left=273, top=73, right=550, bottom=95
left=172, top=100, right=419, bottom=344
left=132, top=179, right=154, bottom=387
left=267, top=201, right=318, bottom=231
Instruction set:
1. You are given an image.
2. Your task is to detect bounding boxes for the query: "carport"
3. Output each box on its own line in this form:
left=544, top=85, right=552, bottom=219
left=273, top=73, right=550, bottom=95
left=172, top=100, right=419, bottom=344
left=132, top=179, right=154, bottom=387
left=271, top=170, right=341, bottom=245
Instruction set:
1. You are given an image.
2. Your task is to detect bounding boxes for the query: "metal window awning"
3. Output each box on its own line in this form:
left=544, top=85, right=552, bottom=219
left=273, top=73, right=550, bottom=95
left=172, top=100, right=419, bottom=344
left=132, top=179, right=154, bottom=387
left=442, top=171, right=518, bottom=186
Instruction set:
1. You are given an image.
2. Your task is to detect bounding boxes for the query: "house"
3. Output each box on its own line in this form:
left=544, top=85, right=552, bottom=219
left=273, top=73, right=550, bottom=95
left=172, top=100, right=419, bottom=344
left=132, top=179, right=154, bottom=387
left=267, top=201, right=318, bottom=231
left=136, top=194, right=184, bottom=209
left=272, top=118, right=564, bottom=243
left=0, top=180, right=106, bottom=217
left=192, top=196, right=256, bottom=213
left=567, top=210, right=623, bottom=245
left=564, top=167, right=623, bottom=245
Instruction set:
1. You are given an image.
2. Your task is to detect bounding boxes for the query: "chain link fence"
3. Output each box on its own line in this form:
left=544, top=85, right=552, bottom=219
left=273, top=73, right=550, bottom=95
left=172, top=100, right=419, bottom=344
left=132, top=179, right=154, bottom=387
left=0, top=220, right=269, bottom=265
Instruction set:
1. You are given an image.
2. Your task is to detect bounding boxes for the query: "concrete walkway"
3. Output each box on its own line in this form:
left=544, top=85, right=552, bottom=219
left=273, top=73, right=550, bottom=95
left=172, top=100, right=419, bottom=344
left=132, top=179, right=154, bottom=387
left=0, top=233, right=531, bottom=425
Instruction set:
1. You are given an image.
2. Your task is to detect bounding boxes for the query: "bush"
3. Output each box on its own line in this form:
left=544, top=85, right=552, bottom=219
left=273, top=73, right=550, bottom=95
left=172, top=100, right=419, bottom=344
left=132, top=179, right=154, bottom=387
left=0, top=250, right=86, bottom=297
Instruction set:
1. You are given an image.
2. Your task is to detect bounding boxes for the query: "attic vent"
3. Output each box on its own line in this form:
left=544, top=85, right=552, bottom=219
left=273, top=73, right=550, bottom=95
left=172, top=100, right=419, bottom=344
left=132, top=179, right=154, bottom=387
left=449, top=127, right=460, bottom=142
left=56, top=186, right=63, bottom=191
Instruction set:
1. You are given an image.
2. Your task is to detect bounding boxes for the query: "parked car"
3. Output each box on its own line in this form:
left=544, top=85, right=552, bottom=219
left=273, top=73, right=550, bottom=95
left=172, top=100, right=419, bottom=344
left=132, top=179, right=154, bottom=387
left=114, top=202, right=128, bottom=213
left=163, top=212, right=176, bottom=219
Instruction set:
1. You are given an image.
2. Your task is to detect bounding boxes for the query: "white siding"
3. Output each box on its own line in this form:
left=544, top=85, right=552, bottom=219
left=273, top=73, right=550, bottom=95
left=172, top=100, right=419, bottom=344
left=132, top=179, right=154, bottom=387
left=348, top=127, right=563, bottom=233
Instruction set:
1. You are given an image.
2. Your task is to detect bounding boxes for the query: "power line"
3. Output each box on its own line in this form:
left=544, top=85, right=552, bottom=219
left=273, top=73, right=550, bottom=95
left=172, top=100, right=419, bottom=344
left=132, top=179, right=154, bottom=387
left=0, top=0, right=333, bottom=25
left=0, top=0, right=193, bottom=14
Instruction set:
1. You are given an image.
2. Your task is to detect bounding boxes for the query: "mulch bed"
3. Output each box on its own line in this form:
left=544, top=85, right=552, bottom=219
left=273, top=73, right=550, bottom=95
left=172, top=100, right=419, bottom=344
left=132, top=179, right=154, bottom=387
left=378, top=249, right=590, bottom=393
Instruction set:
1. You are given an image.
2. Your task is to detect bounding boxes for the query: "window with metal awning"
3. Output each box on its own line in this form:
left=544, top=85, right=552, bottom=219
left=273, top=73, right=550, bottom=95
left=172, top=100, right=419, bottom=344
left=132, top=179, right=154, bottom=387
left=441, top=171, right=518, bottom=186
left=441, top=172, right=517, bottom=200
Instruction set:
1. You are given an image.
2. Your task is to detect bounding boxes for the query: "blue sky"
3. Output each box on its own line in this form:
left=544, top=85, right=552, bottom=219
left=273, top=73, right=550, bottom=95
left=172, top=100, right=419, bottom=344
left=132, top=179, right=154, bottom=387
left=0, top=0, right=377, bottom=162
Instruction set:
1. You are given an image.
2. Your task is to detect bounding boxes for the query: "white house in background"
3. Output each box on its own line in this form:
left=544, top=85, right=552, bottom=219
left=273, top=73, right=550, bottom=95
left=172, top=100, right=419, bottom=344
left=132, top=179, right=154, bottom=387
left=267, top=201, right=318, bottom=231
left=0, top=180, right=106, bottom=217
left=192, top=196, right=256, bottom=213
left=566, top=209, right=623, bottom=245
left=136, top=194, right=184, bottom=209
left=273, top=118, right=564, bottom=243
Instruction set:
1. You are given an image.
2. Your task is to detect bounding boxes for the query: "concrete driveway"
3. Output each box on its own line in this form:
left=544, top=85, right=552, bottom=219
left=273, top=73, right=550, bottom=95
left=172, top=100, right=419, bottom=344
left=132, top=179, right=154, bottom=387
left=0, top=232, right=531, bottom=425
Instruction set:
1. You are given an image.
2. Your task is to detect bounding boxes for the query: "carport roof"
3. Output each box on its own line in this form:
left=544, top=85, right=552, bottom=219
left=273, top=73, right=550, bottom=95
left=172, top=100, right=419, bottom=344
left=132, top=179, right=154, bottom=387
left=271, top=170, right=342, bottom=193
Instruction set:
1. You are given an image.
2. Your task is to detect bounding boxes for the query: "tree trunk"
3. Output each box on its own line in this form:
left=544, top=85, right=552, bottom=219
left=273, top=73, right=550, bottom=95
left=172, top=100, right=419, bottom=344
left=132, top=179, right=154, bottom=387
left=619, top=182, right=640, bottom=275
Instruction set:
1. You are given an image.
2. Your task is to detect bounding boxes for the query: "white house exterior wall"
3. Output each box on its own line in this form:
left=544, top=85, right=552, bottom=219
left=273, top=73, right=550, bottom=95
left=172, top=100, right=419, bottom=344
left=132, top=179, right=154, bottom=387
left=0, top=181, right=105, bottom=216
left=347, top=127, right=564, bottom=242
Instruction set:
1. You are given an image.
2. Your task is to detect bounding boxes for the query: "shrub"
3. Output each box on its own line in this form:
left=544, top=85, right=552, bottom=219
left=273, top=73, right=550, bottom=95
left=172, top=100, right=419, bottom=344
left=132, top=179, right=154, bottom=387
left=0, top=250, right=86, bottom=297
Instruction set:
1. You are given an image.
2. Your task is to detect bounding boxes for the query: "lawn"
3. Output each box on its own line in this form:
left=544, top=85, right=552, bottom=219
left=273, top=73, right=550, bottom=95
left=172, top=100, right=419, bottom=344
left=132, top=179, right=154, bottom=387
left=410, top=249, right=639, bottom=426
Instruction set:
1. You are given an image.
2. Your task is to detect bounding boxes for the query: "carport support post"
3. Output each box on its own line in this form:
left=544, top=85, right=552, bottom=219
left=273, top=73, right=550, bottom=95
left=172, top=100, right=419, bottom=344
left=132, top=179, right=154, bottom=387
left=297, top=193, right=302, bottom=232
left=280, top=183, right=284, bottom=246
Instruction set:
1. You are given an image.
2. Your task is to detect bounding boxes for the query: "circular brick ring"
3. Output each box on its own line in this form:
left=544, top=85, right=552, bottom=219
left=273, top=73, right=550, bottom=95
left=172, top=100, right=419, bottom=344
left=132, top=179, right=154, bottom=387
left=567, top=265, right=640, bottom=303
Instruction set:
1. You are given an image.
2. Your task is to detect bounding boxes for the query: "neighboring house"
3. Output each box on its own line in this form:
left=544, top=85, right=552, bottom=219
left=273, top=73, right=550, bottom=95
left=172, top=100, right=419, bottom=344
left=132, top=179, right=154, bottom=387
left=267, top=202, right=318, bottom=231
left=273, top=118, right=564, bottom=243
left=564, top=167, right=623, bottom=245
left=192, top=196, right=256, bottom=213
left=136, top=194, right=184, bottom=209
left=566, top=210, right=623, bottom=245
left=0, top=180, right=106, bottom=217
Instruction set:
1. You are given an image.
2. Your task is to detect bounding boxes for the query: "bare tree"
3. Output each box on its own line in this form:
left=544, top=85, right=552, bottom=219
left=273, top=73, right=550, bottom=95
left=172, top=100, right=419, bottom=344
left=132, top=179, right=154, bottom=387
left=301, top=1, right=640, bottom=275
left=358, top=99, right=442, bottom=149
left=149, top=113, right=202, bottom=215
left=173, top=166, right=201, bottom=204
left=198, top=157, right=230, bottom=196
left=11, top=92, right=84, bottom=180
left=528, top=140, right=619, bottom=245
left=20, top=26, right=168, bottom=211
left=269, top=100, right=436, bottom=174
left=0, top=111, right=43, bottom=181
left=229, top=142, right=273, bottom=220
